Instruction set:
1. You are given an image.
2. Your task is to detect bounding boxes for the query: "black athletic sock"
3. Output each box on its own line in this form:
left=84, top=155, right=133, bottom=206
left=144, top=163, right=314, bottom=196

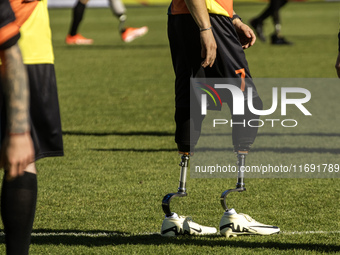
left=1, top=172, right=37, bottom=255
left=69, top=0, right=86, bottom=36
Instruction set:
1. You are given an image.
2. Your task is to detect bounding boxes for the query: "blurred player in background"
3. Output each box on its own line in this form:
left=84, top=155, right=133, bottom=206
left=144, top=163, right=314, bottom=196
left=250, top=0, right=292, bottom=45
left=66, top=0, right=148, bottom=44
left=0, top=0, right=64, bottom=254
left=335, top=32, right=340, bottom=78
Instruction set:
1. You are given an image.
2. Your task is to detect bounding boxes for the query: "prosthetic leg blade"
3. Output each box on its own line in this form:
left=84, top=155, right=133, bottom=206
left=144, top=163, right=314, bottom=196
left=162, top=154, right=190, bottom=217
left=220, top=151, right=247, bottom=211
left=162, top=192, right=187, bottom=217
left=220, top=187, right=246, bottom=211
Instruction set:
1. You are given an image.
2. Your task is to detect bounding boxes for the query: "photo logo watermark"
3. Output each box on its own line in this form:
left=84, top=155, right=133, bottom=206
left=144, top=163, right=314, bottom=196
left=196, top=81, right=312, bottom=128
left=190, top=78, right=339, bottom=179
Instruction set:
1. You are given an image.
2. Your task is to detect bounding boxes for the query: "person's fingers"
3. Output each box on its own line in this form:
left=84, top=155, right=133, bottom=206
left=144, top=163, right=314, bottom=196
left=249, top=30, right=256, bottom=46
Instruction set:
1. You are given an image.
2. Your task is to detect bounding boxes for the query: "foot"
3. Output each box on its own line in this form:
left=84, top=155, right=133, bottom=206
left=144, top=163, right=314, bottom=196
left=271, top=34, right=293, bottom=45
left=249, top=19, right=266, bottom=42
left=161, top=213, right=217, bottom=237
left=219, top=208, right=280, bottom=237
left=121, top=26, right=148, bottom=43
left=65, top=34, right=93, bottom=45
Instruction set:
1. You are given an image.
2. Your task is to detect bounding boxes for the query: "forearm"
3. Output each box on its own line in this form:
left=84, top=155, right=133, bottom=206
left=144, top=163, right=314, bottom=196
left=232, top=10, right=243, bottom=27
left=0, top=44, right=30, bottom=134
left=184, top=0, right=211, bottom=29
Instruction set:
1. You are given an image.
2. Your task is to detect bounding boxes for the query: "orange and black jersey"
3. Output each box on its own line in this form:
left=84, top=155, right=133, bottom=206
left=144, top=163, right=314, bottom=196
left=0, top=0, right=39, bottom=50
left=168, top=0, right=233, bottom=18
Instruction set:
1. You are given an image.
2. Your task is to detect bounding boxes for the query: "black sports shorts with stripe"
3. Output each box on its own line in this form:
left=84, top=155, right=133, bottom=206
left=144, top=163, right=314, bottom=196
left=168, top=14, right=263, bottom=152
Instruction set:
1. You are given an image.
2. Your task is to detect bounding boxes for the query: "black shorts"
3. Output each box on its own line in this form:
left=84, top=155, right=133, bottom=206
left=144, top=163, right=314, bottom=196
left=168, top=14, right=259, bottom=108
left=0, top=64, right=64, bottom=160
left=168, top=14, right=262, bottom=149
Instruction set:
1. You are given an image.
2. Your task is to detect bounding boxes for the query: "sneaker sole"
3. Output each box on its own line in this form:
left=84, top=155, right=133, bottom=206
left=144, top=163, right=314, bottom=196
left=123, top=27, right=148, bottom=43
left=66, top=42, right=93, bottom=45
left=221, top=228, right=280, bottom=238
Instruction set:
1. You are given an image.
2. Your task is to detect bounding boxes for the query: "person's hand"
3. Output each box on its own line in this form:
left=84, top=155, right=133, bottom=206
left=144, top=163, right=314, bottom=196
left=0, top=133, right=34, bottom=180
left=335, top=52, right=340, bottom=78
left=233, top=19, right=256, bottom=49
left=200, top=29, right=217, bottom=68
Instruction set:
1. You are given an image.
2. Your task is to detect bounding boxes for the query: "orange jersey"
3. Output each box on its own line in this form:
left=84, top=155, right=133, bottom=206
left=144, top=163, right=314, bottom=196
left=168, top=0, right=233, bottom=17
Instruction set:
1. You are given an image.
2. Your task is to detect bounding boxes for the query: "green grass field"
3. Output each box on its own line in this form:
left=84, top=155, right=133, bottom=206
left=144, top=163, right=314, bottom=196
left=1, top=2, right=340, bottom=254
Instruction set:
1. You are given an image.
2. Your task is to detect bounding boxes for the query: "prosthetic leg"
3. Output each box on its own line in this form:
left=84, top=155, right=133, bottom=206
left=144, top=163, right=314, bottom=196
left=219, top=149, right=280, bottom=237
left=220, top=150, right=247, bottom=211
left=161, top=153, right=217, bottom=236
left=162, top=153, right=189, bottom=217
left=108, top=0, right=127, bottom=32
left=108, top=0, right=148, bottom=42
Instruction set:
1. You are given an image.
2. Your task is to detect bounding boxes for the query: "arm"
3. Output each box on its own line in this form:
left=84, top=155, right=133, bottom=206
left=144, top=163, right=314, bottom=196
left=232, top=11, right=256, bottom=49
left=184, top=0, right=217, bottom=68
left=0, top=44, right=34, bottom=180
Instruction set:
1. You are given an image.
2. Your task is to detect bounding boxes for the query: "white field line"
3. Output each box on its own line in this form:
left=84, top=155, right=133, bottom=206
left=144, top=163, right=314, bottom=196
left=281, top=231, right=340, bottom=235
left=0, top=231, right=338, bottom=237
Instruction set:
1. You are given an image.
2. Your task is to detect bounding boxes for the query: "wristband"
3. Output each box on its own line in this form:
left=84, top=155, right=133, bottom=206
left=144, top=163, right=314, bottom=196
left=200, top=26, right=212, bottom=32
left=231, top=14, right=242, bottom=22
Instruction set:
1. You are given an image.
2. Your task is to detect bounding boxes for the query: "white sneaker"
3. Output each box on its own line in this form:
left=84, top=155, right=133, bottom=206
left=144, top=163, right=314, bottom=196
left=161, top=213, right=217, bottom=237
left=183, top=217, right=217, bottom=235
left=219, top=208, right=280, bottom=237
left=161, top=213, right=185, bottom=237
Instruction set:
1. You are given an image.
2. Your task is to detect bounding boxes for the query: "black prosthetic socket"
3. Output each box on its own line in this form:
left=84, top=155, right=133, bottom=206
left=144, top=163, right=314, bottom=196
left=175, top=107, right=204, bottom=153
left=1, top=172, right=37, bottom=255
left=231, top=96, right=263, bottom=149
left=69, top=0, right=86, bottom=36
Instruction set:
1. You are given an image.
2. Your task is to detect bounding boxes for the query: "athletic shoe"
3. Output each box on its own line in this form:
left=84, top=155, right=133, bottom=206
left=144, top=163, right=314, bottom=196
left=121, top=26, right=148, bottom=43
left=250, top=19, right=266, bottom=42
left=161, top=213, right=217, bottom=237
left=271, top=34, right=293, bottom=45
left=183, top=216, right=217, bottom=235
left=65, top=34, right=93, bottom=45
left=219, top=208, right=280, bottom=237
left=161, top=213, right=186, bottom=237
